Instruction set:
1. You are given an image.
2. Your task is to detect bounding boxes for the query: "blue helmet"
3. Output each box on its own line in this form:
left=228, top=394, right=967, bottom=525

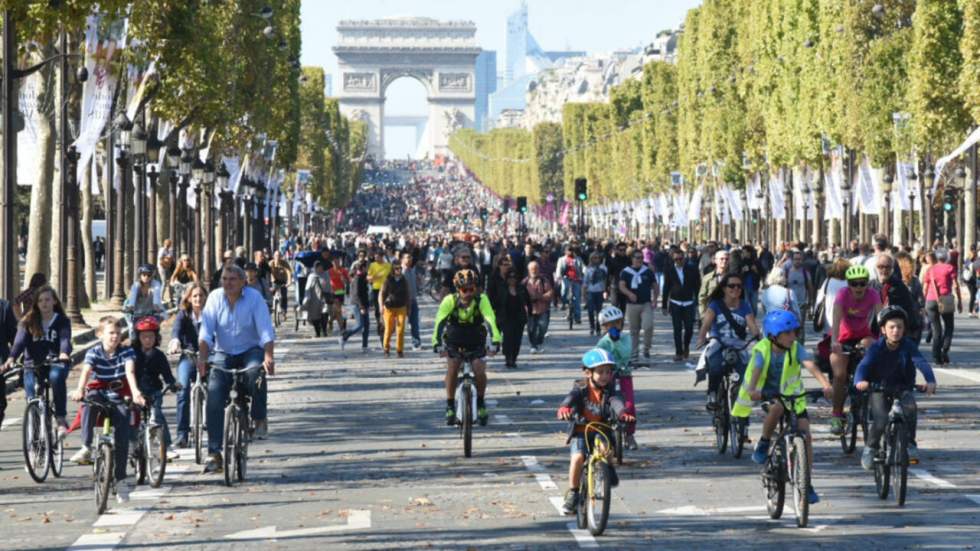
left=763, top=309, right=800, bottom=339
left=582, top=348, right=616, bottom=370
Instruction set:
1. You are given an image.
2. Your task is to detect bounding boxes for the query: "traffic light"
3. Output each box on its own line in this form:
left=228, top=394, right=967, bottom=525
left=575, top=178, right=588, bottom=202
left=501, top=197, right=509, bottom=213
left=517, top=196, right=528, bottom=213
left=943, top=188, right=958, bottom=212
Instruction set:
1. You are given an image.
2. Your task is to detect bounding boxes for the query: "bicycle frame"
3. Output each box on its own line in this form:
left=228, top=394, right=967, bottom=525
left=454, top=361, right=477, bottom=424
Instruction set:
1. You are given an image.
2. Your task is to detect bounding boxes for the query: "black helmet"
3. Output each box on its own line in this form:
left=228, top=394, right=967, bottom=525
left=138, top=264, right=155, bottom=275
left=877, top=305, right=908, bottom=327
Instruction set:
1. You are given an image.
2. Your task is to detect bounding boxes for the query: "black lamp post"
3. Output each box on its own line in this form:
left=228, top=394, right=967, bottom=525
left=923, top=166, right=935, bottom=244
left=202, top=159, right=215, bottom=283
left=178, top=149, right=193, bottom=256
left=216, top=163, right=231, bottom=254
left=110, top=113, right=132, bottom=306
left=166, top=143, right=181, bottom=256
left=64, top=145, right=86, bottom=326
left=146, top=133, right=163, bottom=263
left=191, top=156, right=205, bottom=273
left=131, top=122, right=147, bottom=271
left=254, top=181, right=267, bottom=252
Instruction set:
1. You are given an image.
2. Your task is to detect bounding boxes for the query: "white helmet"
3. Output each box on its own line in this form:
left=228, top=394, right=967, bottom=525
left=598, top=306, right=624, bottom=325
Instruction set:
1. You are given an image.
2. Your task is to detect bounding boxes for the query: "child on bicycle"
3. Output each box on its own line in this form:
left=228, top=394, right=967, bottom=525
left=855, top=305, right=936, bottom=470
left=69, top=316, right=144, bottom=504
left=733, top=310, right=832, bottom=505
left=133, top=317, right=181, bottom=460
left=594, top=306, right=638, bottom=450
left=557, top=348, right=635, bottom=515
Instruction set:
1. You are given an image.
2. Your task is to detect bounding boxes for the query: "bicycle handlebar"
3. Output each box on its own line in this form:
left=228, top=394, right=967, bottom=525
left=209, top=364, right=266, bottom=375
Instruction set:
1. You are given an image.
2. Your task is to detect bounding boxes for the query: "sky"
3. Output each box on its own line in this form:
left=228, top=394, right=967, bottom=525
left=300, top=0, right=702, bottom=157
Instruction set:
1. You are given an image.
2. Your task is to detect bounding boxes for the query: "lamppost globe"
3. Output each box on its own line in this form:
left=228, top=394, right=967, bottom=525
left=131, top=123, right=147, bottom=158
left=179, top=150, right=194, bottom=178
left=216, top=163, right=230, bottom=191
left=115, top=113, right=133, bottom=149
left=203, top=159, right=215, bottom=185
left=192, top=158, right=205, bottom=182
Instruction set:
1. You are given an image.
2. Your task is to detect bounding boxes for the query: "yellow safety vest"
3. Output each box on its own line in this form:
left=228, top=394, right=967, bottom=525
left=732, top=339, right=806, bottom=418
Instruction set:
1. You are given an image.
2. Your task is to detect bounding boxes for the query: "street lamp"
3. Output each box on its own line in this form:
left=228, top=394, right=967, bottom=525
left=131, top=123, right=147, bottom=268
left=907, top=169, right=918, bottom=246
left=923, top=166, right=935, bottom=244
left=882, top=172, right=893, bottom=238
left=178, top=149, right=193, bottom=256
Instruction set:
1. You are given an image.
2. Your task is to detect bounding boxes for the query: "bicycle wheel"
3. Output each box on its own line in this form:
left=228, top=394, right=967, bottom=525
left=764, top=441, right=785, bottom=519
left=842, top=401, right=858, bottom=454
left=94, top=444, right=113, bottom=515
left=191, top=385, right=205, bottom=465
left=49, top=410, right=64, bottom=478
left=223, top=405, right=238, bottom=487
left=22, top=402, right=49, bottom=483
left=461, top=385, right=473, bottom=458
left=790, top=437, right=810, bottom=528
left=728, top=383, right=744, bottom=458
left=236, top=411, right=248, bottom=482
left=586, top=460, right=612, bottom=536
left=576, top=468, right=589, bottom=529
left=147, top=426, right=167, bottom=488
left=893, top=424, right=909, bottom=506
left=273, top=304, right=281, bottom=328
left=874, top=436, right=891, bottom=499
left=134, top=427, right=148, bottom=486
left=614, top=424, right=624, bottom=466
left=713, top=384, right=728, bottom=454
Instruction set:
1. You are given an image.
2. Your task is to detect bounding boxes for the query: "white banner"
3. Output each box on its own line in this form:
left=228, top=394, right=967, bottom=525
left=857, top=157, right=879, bottom=214
left=768, top=174, right=786, bottom=220
left=723, top=185, right=744, bottom=221
left=16, top=59, right=43, bottom=187
left=73, top=14, right=124, bottom=185
left=934, top=125, right=980, bottom=192
left=687, top=186, right=703, bottom=222
left=746, top=174, right=762, bottom=210
left=824, top=153, right=844, bottom=220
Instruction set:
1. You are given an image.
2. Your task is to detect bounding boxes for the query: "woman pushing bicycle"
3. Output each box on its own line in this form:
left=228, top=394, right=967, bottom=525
left=855, top=305, right=936, bottom=470
left=733, top=310, right=832, bottom=505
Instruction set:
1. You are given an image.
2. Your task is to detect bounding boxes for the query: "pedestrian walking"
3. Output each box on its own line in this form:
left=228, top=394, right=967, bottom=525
left=524, top=261, right=553, bottom=354
left=498, top=272, right=530, bottom=368
left=379, top=264, right=410, bottom=358
left=923, top=249, right=961, bottom=365
left=341, top=253, right=371, bottom=352
left=303, top=262, right=329, bottom=337
left=661, top=248, right=700, bottom=361
left=401, top=253, right=422, bottom=350
left=583, top=252, right=608, bottom=336
left=367, top=249, right=392, bottom=342
left=618, top=250, right=656, bottom=363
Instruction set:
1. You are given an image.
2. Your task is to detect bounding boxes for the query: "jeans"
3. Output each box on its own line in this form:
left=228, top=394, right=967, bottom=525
left=868, top=390, right=917, bottom=449
left=705, top=343, right=748, bottom=394
left=148, top=388, right=173, bottom=447
left=342, top=306, right=370, bottom=349
left=175, top=357, right=198, bottom=441
left=409, top=300, right=421, bottom=347
left=206, top=347, right=266, bottom=455
left=586, top=291, right=604, bottom=333
left=527, top=311, right=550, bottom=347
left=370, top=289, right=383, bottom=341
left=24, top=362, right=69, bottom=418
left=562, top=278, right=582, bottom=322
left=625, top=303, right=654, bottom=361
left=80, top=390, right=131, bottom=481
left=382, top=306, right=407, bottom=354
left=924, top=300, right=954, bottom=362
left=669, top=302, right=696, bottom=356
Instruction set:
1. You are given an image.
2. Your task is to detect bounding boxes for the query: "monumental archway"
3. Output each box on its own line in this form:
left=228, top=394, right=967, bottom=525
left=334, top=17, right=480, bottom=159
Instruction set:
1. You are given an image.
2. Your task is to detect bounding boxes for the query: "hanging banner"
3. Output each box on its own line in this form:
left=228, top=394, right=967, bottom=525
left=722, top=185, right=744, bottom=221
left=768, top=174, right=786, bottom=220
left=857, top=157, right=879, bottom=214
left=73, top=14, right=125, bottom=185
left=687, top=186, right=703, bottom=222
left=16, top=54, right=44, bottom=187
left=792, top=172, right=806, bottom=221
left=746, top=174, right=762, bottom=211
left=824, top=153, right=844, bottom=220
left=934, top=125, right=980, bottom=192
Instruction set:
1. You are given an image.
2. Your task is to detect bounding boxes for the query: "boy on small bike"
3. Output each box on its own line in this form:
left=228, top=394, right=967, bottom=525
left=734, top=310, right=832, bottom=505
left=133, top=317, right=181, bottom=460
left=595, top=306, right=638, bottom=450
left=557, top=348, right=635, bottom=515
left=855, top=305, right=936, bottom=470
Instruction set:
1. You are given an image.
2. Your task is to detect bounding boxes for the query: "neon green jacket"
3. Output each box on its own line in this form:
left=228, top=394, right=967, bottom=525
left=432, top=293, right=502, bottom=347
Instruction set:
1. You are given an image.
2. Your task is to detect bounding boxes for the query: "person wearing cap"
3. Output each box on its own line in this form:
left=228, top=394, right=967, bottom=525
left=125, top=264, right=166, bottom=332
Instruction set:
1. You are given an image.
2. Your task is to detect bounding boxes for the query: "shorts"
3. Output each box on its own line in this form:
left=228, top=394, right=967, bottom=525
left=447, top=345, right=486, bottom=361
left=569, top=429, right=615, bottom=457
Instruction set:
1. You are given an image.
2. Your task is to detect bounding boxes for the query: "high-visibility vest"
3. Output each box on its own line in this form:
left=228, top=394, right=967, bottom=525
left=732, top=338, right=806, bottom=418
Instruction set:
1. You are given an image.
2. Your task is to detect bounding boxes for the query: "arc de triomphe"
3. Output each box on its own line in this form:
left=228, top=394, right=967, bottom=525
left=334, top=17, right=480, bottom=159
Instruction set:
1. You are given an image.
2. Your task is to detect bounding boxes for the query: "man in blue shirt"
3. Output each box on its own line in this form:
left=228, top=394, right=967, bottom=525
left=197, top=265, right=276, bottom=474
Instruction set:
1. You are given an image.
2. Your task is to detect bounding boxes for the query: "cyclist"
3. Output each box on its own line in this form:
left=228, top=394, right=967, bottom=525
left=3, top=285, right=72, bottom=437
left=168, top=283, right=206, bottom=449
left=432, top=269, right=501, bottom=427
left=133, top=317, right=180, bottom=460
left=855, top=305, right=937, bottom=470
left=595, top=306, right=638, bottom=450
left=124, top=264, right=166, bottom=332
left=557, top=348, right=634, bottom=515
left=268, top=251, right=293, bottom=317
left=828, top=265, right=882, bottom=435
left=734, top=310, right=833, bottom=505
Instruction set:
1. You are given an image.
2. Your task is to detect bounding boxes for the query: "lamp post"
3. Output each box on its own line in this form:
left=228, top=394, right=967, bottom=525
left=922, top=166, right=934, bottom=245
left=255, top=181, right=267, bottom=252
left=131, top=122, right=147, bottom=272
left=216, top=163, right=230, bottom=256
left=166, top=143, right=181, bottom=257
left=881, top=173, right=893, bottom=240
left=841, top=166, right=852, bottom=244
left=954, top=165, right=966, bottom=245
left=110, top=113, right=132, bottom=307
left=243, top=189, right=255, bottom=253
left=64, top=146, right=86, bottom=326
left=146, top=134, right=162, bottom=263
left=907, top=170, right=917, bottom=247
left=191, top=156, right=205, bottom=274
left=202, top=160, right=215, bottom=284
left=178, top=149, right=193, bottom=256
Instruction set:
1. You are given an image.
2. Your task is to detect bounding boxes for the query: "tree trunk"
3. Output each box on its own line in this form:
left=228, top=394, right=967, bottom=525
left=49, top=50, right=65, bottom=299
left=81, top=158, right=96, bottom=302
left=24, top=52, right=56, bottom=289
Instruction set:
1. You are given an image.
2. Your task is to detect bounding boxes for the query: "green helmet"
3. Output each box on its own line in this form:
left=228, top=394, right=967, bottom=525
left=845, top=264, right=870, bottom=281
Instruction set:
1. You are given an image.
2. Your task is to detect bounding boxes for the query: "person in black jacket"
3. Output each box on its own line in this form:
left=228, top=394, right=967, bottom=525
left=497, top=272, right=531, bottom=368
left=133, top=317, right=179, bottom=458
left=661, top=248, right=701, bottom=361
left=167, top=283, right=206, bottom=448
left=871, top=254, right=919, bottom=335
left=0, top=298, right=18, bottom=429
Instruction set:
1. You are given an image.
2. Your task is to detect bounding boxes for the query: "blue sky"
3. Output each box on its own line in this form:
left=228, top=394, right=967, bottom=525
left=300, top=0, right=702, bottom=157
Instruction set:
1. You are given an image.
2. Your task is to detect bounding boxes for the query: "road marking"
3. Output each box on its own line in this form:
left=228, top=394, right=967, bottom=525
left=66, top=532, right=126, bottom=551
left=92, top=508, right=150, bottom=527
left=486, top=399, right=498, bottom=406
left=535, top=473, right=559, bottom=490
left=495, top=414, right=512, bottom=425
left=530, top=399, right=545, bottom=405
left=224, top=509, right=372, bottom=540
left=657, top=505, right=764, bottom=516
left=521, top=455, right=545, bottom=472
left=934, top=367, right=980, bottom=384
left=566, top=523, right=600, bottom=548
left=911, top=468, right=957, bottom=489
left=965, top=495, right=980, bottom=505
left=1, top=416, right=21, bottom=429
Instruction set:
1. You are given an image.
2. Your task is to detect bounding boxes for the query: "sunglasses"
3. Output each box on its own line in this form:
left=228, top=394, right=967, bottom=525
left=849, top=280, right=868, bottom=288
left=725, top=283, right=743, bottom=290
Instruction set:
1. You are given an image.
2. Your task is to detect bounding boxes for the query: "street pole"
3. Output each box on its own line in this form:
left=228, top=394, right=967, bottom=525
left=0, top=9, right=16, bottom=300
left=57, top=29, right=69, bottom=301
left=104, top=133, right=114, bottom=301
left=64, top=146, right=86, bottom=326
left=110, top=150, right=129, bottom=306
left=147, top=165, right=159, bottom=264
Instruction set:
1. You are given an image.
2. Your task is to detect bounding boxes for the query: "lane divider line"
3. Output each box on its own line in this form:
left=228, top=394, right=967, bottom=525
left=910, top=468, right=957, bottom=489
left=934, top=367, right=980, bottom=384
left=566, top=523, right=600, bottom=548
left=965, top=495, right=980, bottom=505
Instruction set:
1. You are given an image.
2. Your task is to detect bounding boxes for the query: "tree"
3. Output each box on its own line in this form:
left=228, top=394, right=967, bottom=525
left=959, top=0, right=980, bottom=124
left=297, top=66, right=328, bottom=202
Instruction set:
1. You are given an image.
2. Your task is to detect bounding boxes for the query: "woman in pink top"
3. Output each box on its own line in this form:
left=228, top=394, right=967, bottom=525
left=922, top=250, right=961, bottom=365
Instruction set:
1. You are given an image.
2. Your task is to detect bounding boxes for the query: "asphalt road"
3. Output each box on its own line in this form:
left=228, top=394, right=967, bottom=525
left=1, top=300, right=979, bottom=550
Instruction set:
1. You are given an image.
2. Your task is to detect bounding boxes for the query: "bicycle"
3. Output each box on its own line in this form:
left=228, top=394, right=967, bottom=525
left=131, top=385, right=175, bottom=488
left=706, top=338, right=755, bottom=458
left=571, top=414, right=615, bottom=536
left=19, top=357, right=66, bottom=483
left=83, top=390, right=127, bottom=514
left=870, top=383, right=923, bottom=507
left=447, top=346, right=483, bottom=458
left=182, top=350, right=207, bottom=465
left=271, top=284, right=283, bottom=328
left=829, top=343, right=868, bottom=454
left=760, top=390, right=822, bottom=528
left=211, top=364, right=265, bottom=486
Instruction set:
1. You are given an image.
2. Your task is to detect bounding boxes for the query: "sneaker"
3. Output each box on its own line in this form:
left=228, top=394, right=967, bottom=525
left=829, top=416, right=844, bottom=436
left=705, top=394, right=719, bottom=411
left=752, top=438, right=770, bottom=465
left=71, top=446, right=92, bottom=465
left=625, top=434, right=639, bottom=451
left=807, top=485, right=820, bottom=505
left=445, top=407, right=457, bottom=426
left=477, top=406, right=489, bottom=426
left=56, top=416, right=68, bottom=441
left=397, top=351, right=404, bottom=358
left=203, top=453, right=223, bottom=474
left=561, top=488, right=579, bottom=515
left=861, top=446, right=874, bottom=471
left=908, top=444, right=919, bottom=464
left=253, top=419, right=268, bottom=440
left=116, top=478, right=131, bottom=504
left=166, top=447, right=180, bottom=461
